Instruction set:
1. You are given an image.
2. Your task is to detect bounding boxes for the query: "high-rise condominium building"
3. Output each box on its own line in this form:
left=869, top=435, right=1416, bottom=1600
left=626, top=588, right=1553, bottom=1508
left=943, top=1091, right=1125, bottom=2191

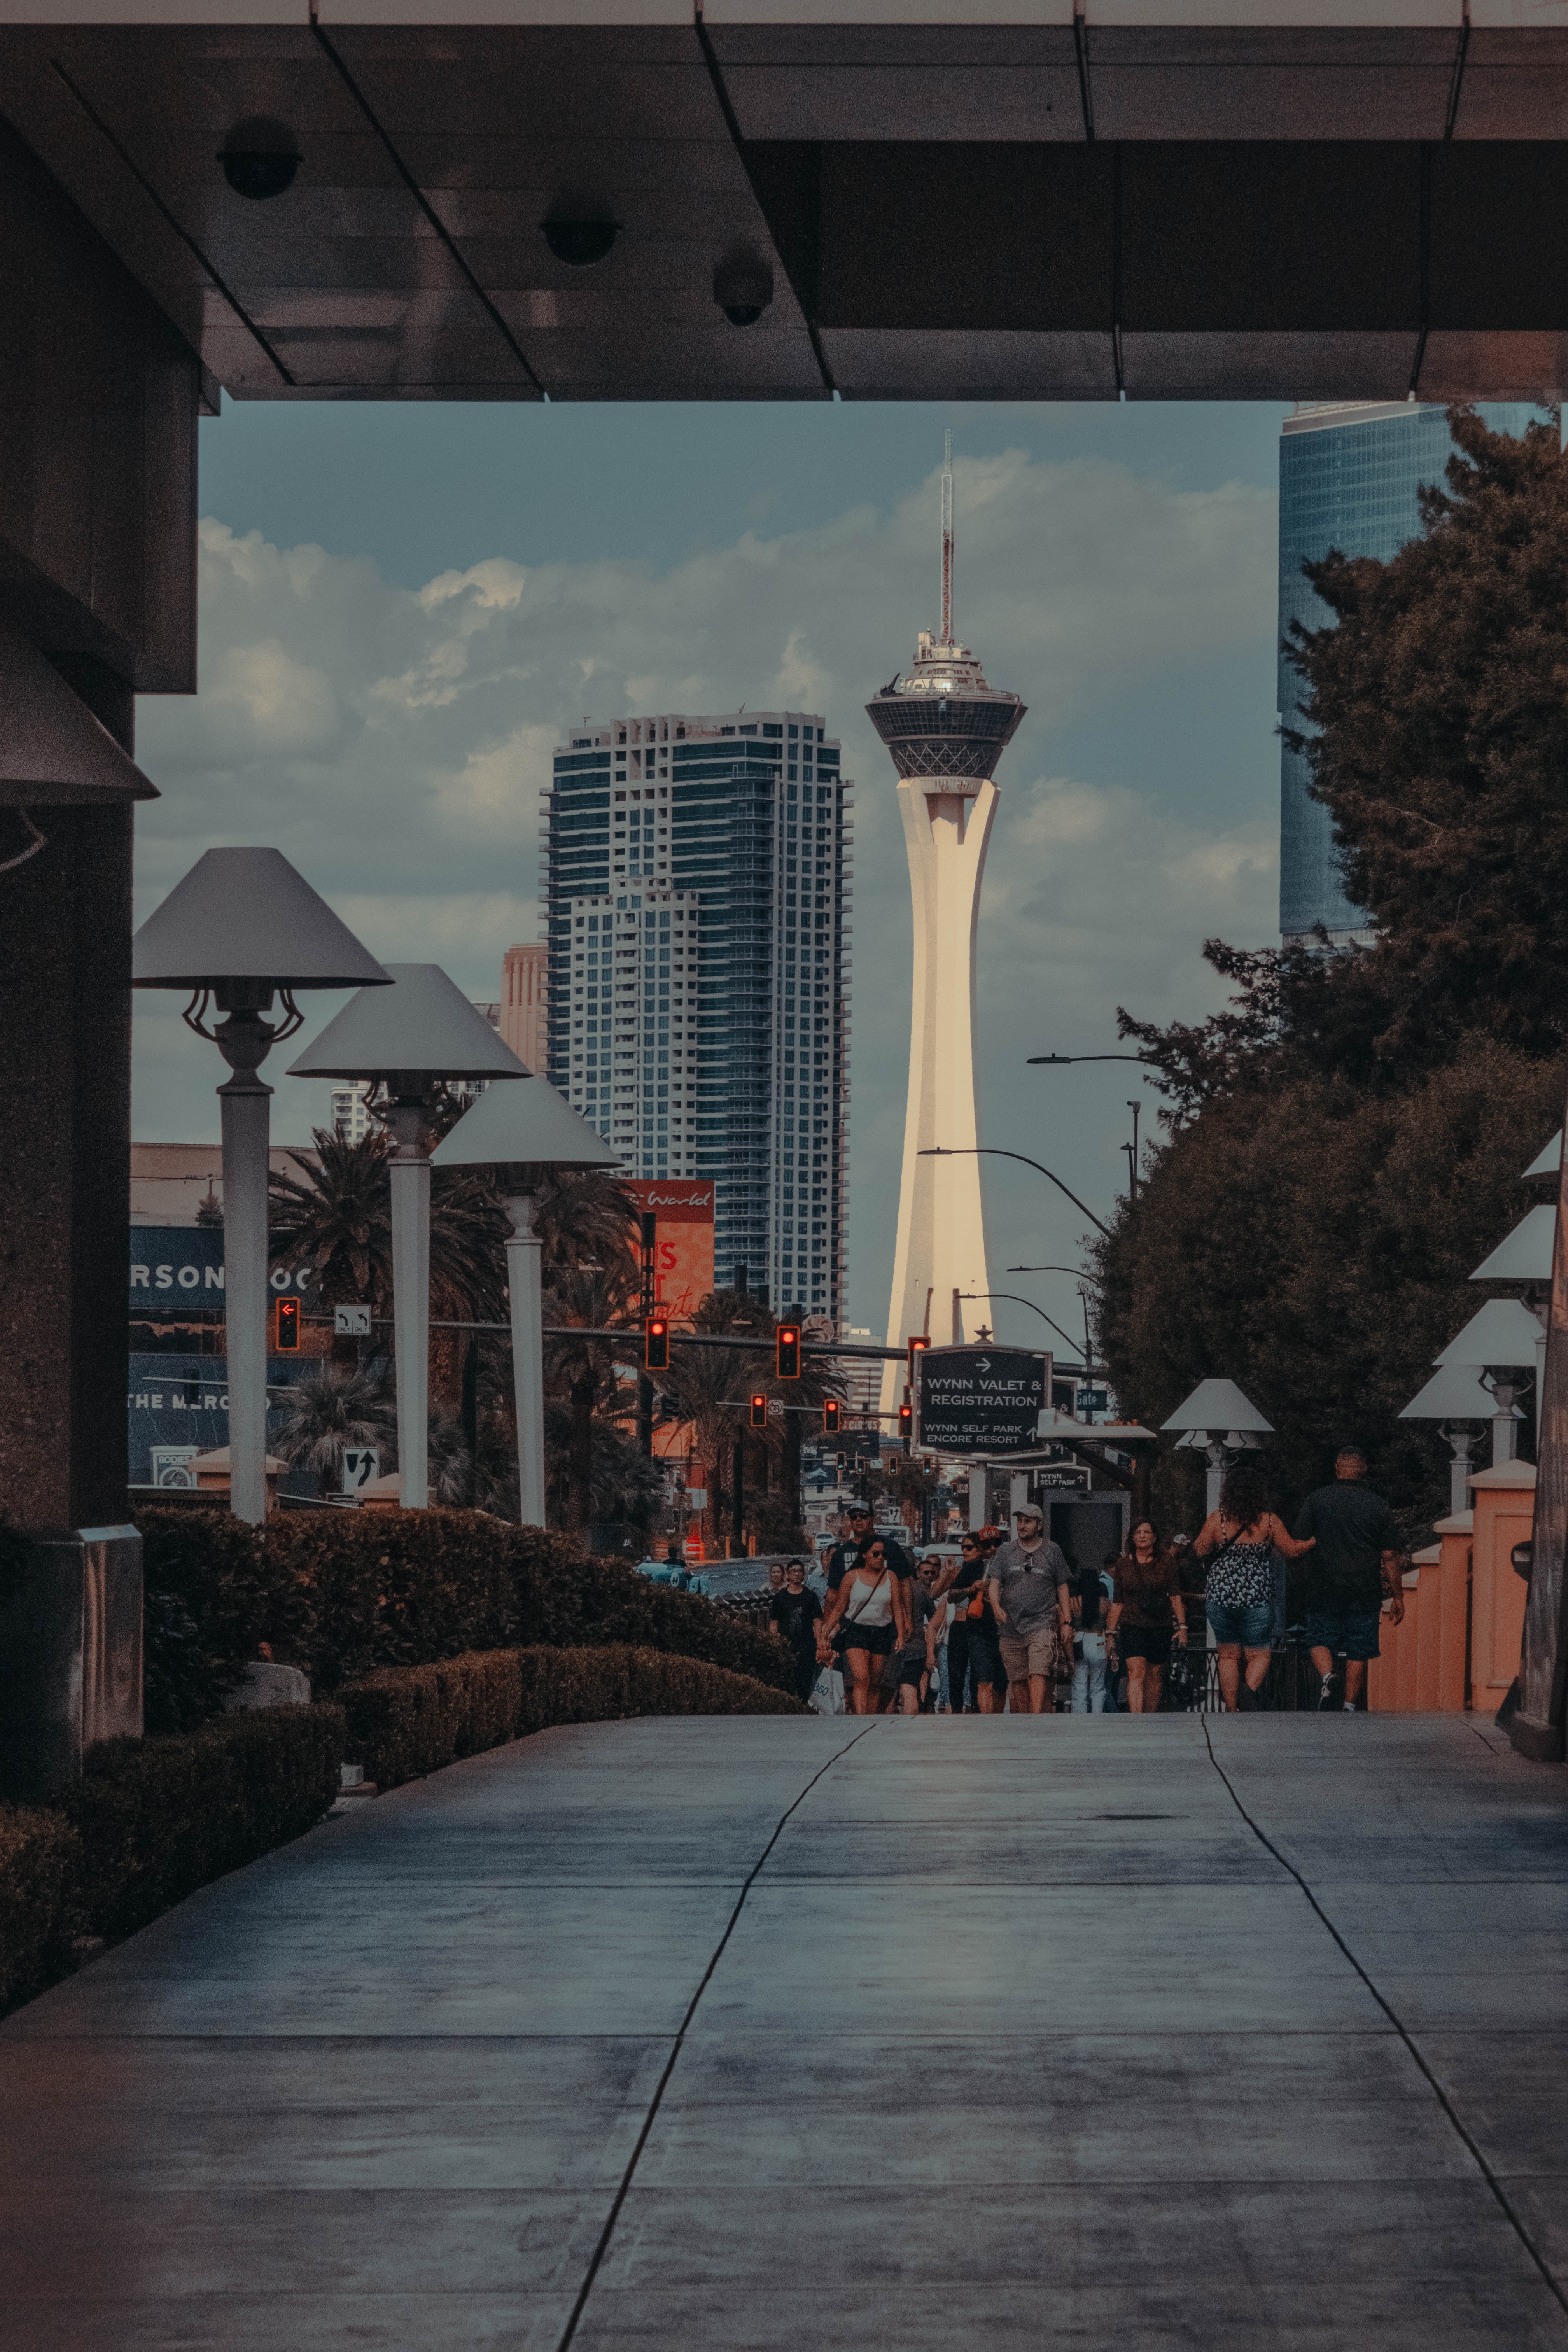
left=542, top=710, right=852, bottom=1324
left=1279, top=399, right=1542, bottom=943
left=501, top=943, right=549, bottom=1073
left=328, top=1079, right=375, bottom=1144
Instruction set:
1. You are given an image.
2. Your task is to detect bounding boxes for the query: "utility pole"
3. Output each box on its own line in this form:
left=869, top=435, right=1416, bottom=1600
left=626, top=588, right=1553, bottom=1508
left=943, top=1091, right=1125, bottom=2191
left=1125, top=1098, right=1141, bottom=1206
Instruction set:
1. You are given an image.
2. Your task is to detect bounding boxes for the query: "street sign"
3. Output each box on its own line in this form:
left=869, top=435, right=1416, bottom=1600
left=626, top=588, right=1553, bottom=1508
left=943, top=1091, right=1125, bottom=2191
left=916, top=1345, right=1051, bottom=1456
left=1036, top=1464, right=1090, bottom=1492
left=334, top=1304, right=372, bottom=1337
left=1076, top=1386, right=1109, bottom=1414
left=341, top=1446, right=379, bottom=1495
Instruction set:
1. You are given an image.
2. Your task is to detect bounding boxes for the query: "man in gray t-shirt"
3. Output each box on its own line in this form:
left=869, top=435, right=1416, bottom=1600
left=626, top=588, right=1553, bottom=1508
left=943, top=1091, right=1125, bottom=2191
left=987, top=1508, right=1072, bottom=1713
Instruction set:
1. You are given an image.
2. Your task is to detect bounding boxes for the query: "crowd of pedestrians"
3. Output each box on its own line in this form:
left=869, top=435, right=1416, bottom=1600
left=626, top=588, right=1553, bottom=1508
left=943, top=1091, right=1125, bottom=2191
left=767, top=1447, right=1408, bottom=1716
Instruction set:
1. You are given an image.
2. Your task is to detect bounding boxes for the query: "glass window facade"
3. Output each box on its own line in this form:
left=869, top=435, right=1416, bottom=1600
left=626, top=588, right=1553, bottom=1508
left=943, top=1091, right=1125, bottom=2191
left=1278, top=400, right=1545, bottom=940
left=541, top=710, right=853, bottom=1326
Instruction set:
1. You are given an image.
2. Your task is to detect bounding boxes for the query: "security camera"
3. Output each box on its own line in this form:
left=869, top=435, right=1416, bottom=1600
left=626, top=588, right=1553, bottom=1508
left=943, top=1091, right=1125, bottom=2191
left=218, top=116, right=301, bottom=201
left=542, top=217, right=619, bottom=267
left=713, top=247, right=774, bottom=327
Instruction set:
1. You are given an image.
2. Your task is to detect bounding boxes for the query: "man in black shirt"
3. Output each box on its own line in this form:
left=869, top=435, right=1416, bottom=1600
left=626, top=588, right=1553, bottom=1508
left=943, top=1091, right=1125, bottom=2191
left=770, top=1558, right=826, bottom=1702
left=1293, top=1446, right=1405, bottom=1712
left=825, top=1502, right=915, bottom=1591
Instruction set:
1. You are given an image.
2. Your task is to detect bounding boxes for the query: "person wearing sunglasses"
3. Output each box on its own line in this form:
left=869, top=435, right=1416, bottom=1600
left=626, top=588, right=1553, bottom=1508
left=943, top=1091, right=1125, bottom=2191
left=818, top=1535, right=912, bottom=1714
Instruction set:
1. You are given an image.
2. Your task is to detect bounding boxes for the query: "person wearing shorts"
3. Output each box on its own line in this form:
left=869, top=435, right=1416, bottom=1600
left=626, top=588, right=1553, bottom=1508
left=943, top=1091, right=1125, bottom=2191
left=1194, top=1467, right=1316, bottom=1712
left=1107, top=1519, right=1188, bottom=1713
left=987, top=1508, right=1072, bottom=1714
left=893, top=1557, right=943, bottom=1714
left=1293, top=1446, right=1404, bottom=1711
left=818, top=1536, right=910, bottom=1715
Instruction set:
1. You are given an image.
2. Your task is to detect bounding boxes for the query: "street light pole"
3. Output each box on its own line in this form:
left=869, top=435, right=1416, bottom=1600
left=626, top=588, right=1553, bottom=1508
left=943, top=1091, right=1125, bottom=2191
left=918, top=1147, right=1110, bottom=1238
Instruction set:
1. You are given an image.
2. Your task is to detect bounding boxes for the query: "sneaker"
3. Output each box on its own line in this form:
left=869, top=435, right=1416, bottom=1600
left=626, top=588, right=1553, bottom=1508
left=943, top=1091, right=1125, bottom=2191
left=1316, top=1678, right=1337, bottom=1713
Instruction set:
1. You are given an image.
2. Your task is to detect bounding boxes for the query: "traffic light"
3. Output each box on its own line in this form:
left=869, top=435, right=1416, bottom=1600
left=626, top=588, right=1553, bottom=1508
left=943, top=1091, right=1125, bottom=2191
left=823, top=1397, right=842, bottom=1435
left=275, top=1297, right=301, bottom=1351
left=907, top=1332, right=930, bottom=1379
left=898, top=1400, right=913, bottom=1446
left=750, top=1392, right=768, bottom=1430
left=776, top=1321, right=801, bottom=1379
left=835, top=1451, right=847, bottom=1475
left=644, top=1315, right=669, bottom=1372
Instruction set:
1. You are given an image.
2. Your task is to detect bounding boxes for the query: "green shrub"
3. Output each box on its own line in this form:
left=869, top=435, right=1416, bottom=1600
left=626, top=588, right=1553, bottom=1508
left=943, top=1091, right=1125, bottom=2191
left=67, top=1704, right=345, bottom=1941
left=136, top=1508, right=793, bottom=1721
left=339, top=1643, right=805, bottom=1791
left=0, top=1806, right=79, bottom=2012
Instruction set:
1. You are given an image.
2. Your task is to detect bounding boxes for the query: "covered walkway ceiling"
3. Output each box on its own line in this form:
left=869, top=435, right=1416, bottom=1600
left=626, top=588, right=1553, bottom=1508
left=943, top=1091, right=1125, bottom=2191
left=3, top=4, right=1568, bottom=403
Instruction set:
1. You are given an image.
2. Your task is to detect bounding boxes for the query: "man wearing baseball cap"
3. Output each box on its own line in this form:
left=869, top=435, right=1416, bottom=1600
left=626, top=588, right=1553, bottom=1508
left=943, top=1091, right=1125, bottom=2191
left=986, top=1505, right=1072, bottom=1714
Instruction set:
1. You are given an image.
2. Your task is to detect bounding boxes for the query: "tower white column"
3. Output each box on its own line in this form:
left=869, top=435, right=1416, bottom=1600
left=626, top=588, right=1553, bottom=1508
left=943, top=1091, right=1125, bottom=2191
left=879, top=779, right=998, bottom=1416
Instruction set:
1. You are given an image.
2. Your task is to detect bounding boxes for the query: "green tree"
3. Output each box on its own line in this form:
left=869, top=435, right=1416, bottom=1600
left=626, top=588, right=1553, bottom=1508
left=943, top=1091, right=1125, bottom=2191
left=1104, top=408, right=1568, bottom=1526
left=272, top=1359, right=398, bottom=1498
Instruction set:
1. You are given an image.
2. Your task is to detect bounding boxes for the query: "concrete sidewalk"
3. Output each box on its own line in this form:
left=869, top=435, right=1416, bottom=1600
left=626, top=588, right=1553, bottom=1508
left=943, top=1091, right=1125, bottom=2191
left=4, top=1712, right=1568, bottom=2347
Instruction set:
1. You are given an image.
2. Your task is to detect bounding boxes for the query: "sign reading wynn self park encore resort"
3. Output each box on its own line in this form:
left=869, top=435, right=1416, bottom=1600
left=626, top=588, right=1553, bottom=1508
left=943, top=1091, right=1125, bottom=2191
left=917, top=1346, right=1050, bottom=1456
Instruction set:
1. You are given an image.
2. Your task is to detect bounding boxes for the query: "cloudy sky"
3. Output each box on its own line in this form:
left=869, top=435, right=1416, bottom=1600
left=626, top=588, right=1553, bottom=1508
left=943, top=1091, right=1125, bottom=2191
left=133, top=396, right=1289, bottom=1355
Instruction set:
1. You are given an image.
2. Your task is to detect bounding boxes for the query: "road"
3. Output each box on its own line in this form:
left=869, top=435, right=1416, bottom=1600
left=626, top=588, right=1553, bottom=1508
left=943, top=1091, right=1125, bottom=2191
left=5, top=1711, right=1568, bottom=2347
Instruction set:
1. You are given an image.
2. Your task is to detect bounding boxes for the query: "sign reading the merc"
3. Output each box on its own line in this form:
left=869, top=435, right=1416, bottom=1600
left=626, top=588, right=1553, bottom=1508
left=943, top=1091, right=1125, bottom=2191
left=130, top=1227, right=313, bottom=1312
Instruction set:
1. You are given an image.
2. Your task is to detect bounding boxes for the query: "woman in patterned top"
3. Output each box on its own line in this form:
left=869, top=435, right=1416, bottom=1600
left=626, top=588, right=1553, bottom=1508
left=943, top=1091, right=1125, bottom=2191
left=1194, top=1464, right=1315, bottom=1713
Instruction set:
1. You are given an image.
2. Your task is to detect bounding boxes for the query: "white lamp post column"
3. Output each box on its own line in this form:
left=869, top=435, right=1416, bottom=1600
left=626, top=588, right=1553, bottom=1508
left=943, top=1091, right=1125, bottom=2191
left=503, top=1186, right=546, bottom=1526
left=431, top=1074, right=619, bottom=1531
left=386, top=1096, right=434, bottom=1510
left=215, top=1006, right=276, bottom=1526
left=133, top=849, right=390, bottom=1528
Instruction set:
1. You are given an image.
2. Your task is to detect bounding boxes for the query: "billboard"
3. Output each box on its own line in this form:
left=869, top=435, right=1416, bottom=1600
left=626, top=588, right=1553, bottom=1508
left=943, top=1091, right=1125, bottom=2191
left=622, top=1180, right=715, bottom=1324
left=127, top=1353, right=312, bottom=1488
left=130, top=1227, right=317, bottom=1316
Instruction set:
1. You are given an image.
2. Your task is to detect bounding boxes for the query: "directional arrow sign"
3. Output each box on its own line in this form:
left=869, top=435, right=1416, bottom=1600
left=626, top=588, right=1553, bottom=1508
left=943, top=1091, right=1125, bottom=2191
left=915, top=1345, right=1051, bottom=1456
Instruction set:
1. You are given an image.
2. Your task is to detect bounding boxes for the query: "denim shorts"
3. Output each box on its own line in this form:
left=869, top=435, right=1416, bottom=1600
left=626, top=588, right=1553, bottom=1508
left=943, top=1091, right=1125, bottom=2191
left=1303, top=1597, right=1382, bottom=1662
left=1207, top=1597, right=1275, bottom=1649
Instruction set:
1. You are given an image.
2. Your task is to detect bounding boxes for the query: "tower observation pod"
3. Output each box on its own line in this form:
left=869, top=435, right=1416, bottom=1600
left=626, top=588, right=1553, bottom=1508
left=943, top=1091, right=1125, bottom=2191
left=866, top=436, right=1026, bottom=1419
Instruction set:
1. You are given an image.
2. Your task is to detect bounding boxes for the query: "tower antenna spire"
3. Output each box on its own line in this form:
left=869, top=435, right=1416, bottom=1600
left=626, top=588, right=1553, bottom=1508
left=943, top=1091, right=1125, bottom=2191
left=940, top=428, right=954, bottom=645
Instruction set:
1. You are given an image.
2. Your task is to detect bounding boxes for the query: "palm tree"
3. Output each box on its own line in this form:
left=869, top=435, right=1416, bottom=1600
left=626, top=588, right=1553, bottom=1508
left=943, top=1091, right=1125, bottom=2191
left=534, top=1167, right=640, bottom=1278
left=544, top=1262, right=639, bottom=1531
left=269, top=1122, right=509, bottom=1365
left=272, top=1358, right=397, bottom=1497
left=667, top=1288, right=847, bottom=1552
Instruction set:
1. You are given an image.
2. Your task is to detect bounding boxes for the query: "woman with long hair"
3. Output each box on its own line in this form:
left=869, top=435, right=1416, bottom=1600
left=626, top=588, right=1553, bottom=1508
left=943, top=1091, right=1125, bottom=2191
left=818, top=1536, right=912, bottom=1715
left=933, top=1530, right=1005, bottom=1713
left=1106, top=1519, right=1188, bottom=1713
left=1194, top=1465, right=1316, bottom=1712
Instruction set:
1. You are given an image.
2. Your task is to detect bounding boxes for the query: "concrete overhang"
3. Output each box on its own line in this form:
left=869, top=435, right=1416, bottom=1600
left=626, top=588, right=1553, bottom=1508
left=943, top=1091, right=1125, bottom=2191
left=1, top=4, right=1566, bottom=404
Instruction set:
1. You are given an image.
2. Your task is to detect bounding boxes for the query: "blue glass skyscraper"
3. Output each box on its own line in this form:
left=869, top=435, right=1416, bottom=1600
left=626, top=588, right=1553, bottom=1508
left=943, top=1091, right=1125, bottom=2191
left=541, top=709, right=851, bottom=1324
left=1279, top=400, right=1542, bottom=941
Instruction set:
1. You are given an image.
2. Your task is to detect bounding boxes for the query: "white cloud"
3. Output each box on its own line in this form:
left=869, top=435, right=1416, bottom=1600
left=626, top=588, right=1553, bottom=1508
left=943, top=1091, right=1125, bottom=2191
left=133, top=448, right=1281, bottom=1340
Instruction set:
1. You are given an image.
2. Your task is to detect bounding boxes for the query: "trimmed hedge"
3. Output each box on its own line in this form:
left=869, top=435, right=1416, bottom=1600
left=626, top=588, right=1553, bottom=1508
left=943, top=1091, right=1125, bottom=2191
left=135, top=1508, right=792, bottom=1725
left=339, top=1643, right=806, bottom=1790
left=66, top=1704, right=345, bottom=1941
left=0, top=1806, right=80, bottom=2013
left=0, top=1705, right=345, bottom=2020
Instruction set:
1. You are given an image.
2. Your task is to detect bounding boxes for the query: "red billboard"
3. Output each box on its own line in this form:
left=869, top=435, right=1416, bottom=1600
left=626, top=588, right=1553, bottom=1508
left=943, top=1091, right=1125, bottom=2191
left=623, top=1179, right=716, bottom=1325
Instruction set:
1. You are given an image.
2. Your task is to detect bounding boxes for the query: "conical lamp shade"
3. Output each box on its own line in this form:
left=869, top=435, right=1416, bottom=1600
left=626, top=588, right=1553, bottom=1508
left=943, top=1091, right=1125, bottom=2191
left=431, top=1074, right=618, bottom=1170
left=0, top=624, right=158, bottom=805
left=1162, top=1377, right=1273, bottom=1435
left=1400, top=1363, right=1494, bottom=1420
left=1436, top=1298, right=1544, bottom=1367
left=289, top=963, right=527, bottom=1082
left=1522, top=1130, right=1563, bottom=1183
left=134, top=849, right=389, bottom=990
left=1470, top=1206, right=1556, bottom=1284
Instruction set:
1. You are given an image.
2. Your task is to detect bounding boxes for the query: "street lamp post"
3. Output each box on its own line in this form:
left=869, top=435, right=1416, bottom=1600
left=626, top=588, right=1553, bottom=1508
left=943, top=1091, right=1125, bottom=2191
left=918, top=1146, right=1110, bottom=1238
left=290, top=966, right=528, bottom=1509
left=431, top=1073, right=618, bottom=1527
left=1399, top=1362, right=1494, bottom=1516
left=1162, top=1377, right=1274, bottom=1515
left=132, top=850, right=389, bottom=1524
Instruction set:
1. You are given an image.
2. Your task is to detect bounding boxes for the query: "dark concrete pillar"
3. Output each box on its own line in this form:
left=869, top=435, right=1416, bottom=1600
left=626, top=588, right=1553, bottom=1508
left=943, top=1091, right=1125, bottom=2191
left=0, top=116, right=198, bottom=1788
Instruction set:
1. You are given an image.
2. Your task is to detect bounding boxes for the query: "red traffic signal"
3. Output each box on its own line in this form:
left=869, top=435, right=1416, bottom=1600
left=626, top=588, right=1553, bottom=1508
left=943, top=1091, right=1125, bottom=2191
left=777, top=1322, right=801, bottom=1379
left=823, top=1398, right=842, bottom=1435
left=898, top=1400, right=913, bottom=1445
left=906, top=1332, right=930, bottom=1378
left=750, top=1392, right=769, bottom=1430
left=645, top=1316, right=670, bottom=1372
left=275, top=1297, right=301, bottom=1352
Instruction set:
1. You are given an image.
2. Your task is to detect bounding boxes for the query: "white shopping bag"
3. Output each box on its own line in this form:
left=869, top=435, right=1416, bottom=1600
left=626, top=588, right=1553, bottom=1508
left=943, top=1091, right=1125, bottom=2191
left=809, top=1666, right=846, bottom=1717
